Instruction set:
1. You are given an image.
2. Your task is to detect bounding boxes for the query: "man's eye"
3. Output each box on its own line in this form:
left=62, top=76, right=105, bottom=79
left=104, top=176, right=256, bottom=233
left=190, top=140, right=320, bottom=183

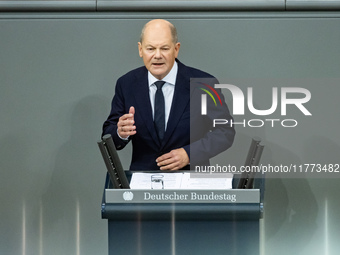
left=162, top=48, right=170, bottom=51
left=147, top=48, right=154, bottom=51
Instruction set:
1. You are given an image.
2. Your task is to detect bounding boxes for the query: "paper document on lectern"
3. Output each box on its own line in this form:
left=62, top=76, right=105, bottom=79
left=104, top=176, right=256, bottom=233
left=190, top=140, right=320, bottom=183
left=130, top=172, right=233, bottom=189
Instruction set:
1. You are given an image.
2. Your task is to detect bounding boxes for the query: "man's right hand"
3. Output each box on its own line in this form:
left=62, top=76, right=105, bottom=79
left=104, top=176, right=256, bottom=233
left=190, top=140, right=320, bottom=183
left=117, top=106, right=136, bottom=139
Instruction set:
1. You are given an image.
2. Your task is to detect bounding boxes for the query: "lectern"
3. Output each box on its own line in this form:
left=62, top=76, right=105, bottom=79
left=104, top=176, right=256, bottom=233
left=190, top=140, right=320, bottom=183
left=101, top=174, right=264, bottom=255
left=99, top=136, right=264, bottom=255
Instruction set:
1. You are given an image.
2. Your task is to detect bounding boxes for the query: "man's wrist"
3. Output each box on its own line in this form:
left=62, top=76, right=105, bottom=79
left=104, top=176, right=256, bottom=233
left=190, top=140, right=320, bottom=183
left=117, top=129, right=129, bottom=140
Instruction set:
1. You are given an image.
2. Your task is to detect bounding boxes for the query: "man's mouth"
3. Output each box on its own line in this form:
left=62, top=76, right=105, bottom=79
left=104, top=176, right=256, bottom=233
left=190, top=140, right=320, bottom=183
left=152, top=63, right=164, bottom=66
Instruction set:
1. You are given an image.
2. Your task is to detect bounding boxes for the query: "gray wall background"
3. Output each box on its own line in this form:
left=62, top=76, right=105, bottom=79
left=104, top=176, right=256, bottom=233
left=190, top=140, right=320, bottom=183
left=1, top=12, right=340, bottom=255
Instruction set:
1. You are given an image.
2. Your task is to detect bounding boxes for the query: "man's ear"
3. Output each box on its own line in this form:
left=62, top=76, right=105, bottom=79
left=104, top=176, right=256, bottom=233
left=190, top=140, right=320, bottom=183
left=174, top=42, right=181, bottom=58
left=138, top=42, right=143, bottom=58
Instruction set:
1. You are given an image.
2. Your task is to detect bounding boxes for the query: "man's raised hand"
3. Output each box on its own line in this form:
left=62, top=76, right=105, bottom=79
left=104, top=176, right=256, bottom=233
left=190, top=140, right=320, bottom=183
left=117, top=106, right=136, bottom=139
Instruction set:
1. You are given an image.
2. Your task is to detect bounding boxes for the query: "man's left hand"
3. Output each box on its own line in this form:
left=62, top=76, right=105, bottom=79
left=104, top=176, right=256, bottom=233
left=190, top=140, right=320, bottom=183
left=156, top=148, right=189, bottom=171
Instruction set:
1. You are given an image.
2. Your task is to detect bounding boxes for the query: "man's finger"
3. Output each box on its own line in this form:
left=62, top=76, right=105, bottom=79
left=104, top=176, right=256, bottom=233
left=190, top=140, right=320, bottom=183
left=157, top=157, right=175, bottom=167
left=129, top=106, right=135, bottom=115
left=119, top=113, right=132, bottom=122
left=160, top=162, right=179, bottom=171
left=156, top=152, right=172, bottom=164
left=120, top=119, right=135, bottom=127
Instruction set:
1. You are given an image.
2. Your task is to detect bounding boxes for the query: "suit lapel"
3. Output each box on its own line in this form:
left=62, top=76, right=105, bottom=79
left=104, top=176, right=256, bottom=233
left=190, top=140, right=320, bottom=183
left=161, top=62, right=190, bottom=149
left=132, top=69, right=161, bottom=147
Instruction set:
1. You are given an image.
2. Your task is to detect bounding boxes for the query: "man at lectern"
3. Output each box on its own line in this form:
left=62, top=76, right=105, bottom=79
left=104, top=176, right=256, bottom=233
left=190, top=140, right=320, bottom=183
left=102, top=19, right=235, bottom=171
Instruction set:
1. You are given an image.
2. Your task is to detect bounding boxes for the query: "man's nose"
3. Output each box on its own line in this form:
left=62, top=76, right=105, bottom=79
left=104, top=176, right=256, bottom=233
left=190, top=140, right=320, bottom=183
left=154, top=49, right=162, bottom=58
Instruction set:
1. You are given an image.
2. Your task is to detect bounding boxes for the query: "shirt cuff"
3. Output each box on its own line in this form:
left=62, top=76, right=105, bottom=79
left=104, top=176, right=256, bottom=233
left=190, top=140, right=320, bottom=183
left=117, top=128, right=129, bottom=141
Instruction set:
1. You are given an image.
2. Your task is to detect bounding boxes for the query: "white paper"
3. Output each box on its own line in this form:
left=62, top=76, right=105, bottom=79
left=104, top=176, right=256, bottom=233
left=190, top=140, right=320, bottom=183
left=130, top=172, right=233, bottom=190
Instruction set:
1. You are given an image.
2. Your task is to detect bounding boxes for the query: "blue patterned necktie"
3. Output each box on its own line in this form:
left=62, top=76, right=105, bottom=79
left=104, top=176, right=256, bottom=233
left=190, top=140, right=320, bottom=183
left=154, top=81, right=166, bottom=141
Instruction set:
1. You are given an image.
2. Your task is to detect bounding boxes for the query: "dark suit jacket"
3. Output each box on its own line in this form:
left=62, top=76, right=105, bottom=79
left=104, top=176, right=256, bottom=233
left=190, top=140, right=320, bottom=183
left=102, top=59, right=235, bottom=170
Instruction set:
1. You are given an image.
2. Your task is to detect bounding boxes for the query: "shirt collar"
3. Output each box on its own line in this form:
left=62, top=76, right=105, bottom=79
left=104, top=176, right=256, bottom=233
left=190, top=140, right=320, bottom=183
left=148, top=61, right=178, bottom=87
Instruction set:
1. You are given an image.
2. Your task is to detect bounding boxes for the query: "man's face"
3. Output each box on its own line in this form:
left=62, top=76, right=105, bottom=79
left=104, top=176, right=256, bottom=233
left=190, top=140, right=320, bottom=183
left=138, top=22, right=180, bottom=80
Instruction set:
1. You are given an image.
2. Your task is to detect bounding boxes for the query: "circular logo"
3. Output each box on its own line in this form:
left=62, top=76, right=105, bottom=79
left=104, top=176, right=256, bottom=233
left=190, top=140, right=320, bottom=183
left=123, top=191, right=134, bottom=201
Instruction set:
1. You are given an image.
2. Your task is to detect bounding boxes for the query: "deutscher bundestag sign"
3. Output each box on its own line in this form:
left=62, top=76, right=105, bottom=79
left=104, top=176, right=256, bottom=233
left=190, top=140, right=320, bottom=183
left=105, top=189, right=260, bottom=204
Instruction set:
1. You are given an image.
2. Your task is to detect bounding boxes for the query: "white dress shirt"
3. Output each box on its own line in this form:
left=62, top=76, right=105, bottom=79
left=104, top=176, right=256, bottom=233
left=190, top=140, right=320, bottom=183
left=148, top=61, right=178, bottom=130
